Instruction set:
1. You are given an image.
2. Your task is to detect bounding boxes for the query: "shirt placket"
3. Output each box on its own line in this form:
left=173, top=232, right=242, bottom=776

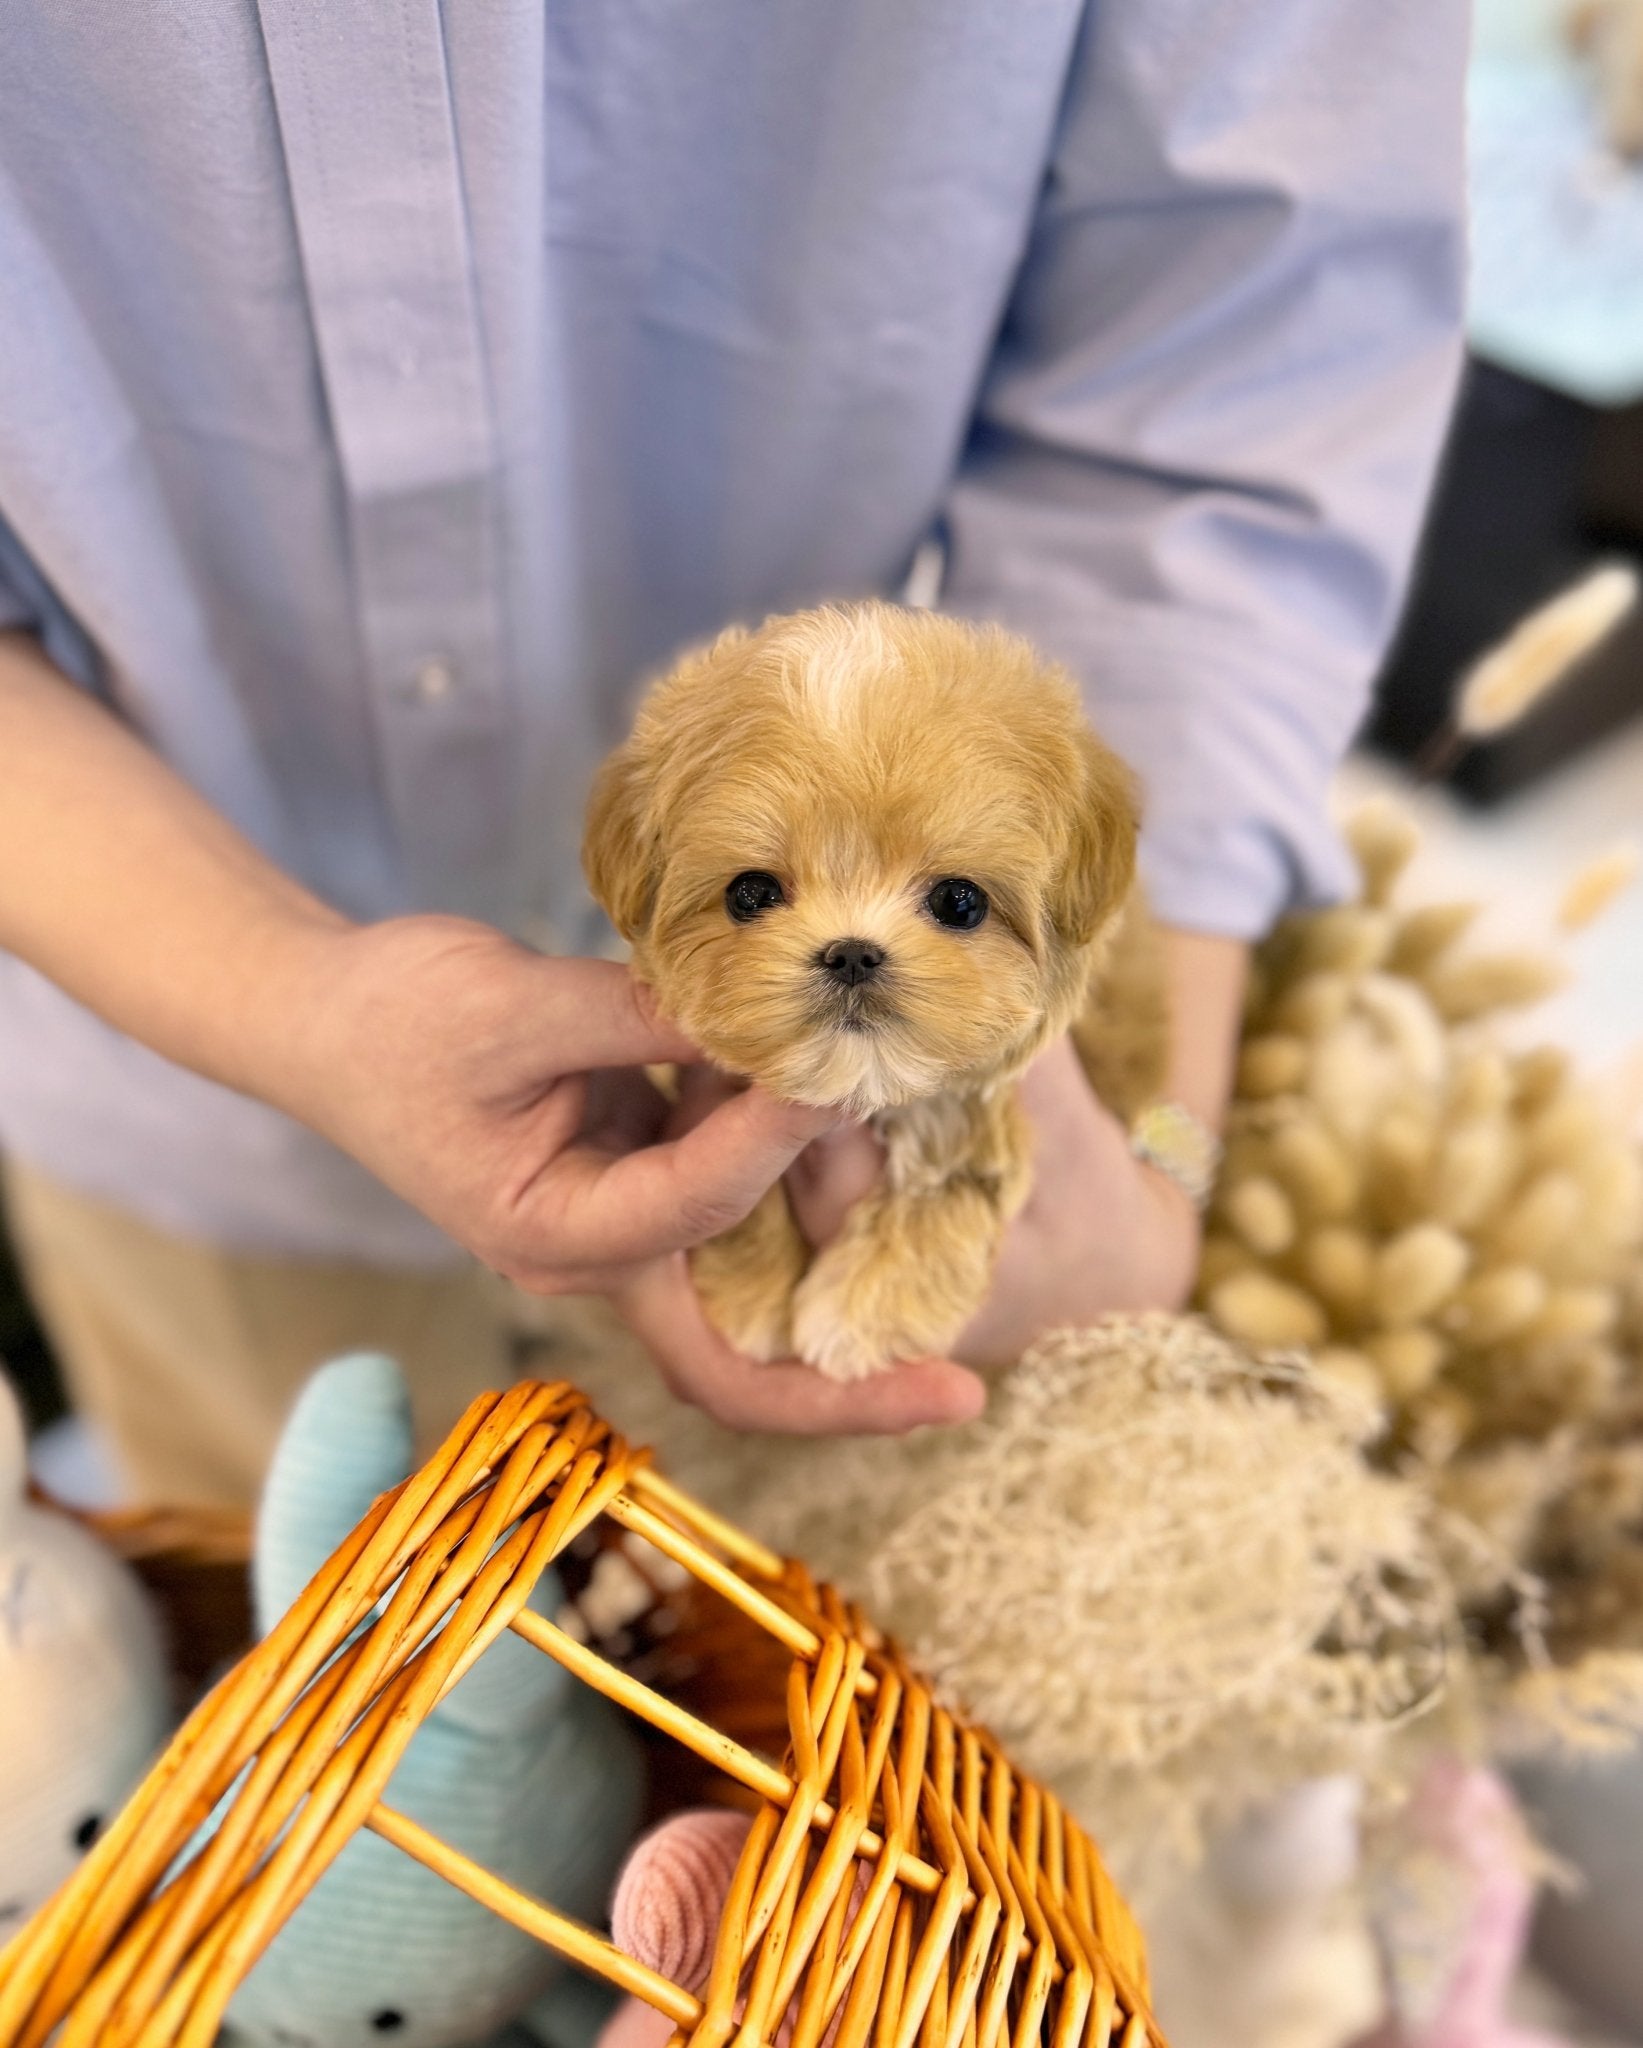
left=257, top=0, right=513, bottom=913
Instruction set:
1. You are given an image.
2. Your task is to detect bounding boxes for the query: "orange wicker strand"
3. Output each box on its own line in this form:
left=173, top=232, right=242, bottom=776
left=0, top=1381, right=1165, bottom=2048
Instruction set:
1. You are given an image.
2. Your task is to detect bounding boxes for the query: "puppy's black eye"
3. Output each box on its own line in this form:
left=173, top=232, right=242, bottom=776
left=926, top=878, right=989, bottom=931
left=370, top=2012, right=406, bottom=2033
left=726, top=870, right=785, bottom=922
left=71, top=1813, right=103, bottom=1851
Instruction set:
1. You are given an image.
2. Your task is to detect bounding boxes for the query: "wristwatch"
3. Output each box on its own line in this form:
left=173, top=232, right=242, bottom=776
left=1128, top=1101, right=1222, bottom=1211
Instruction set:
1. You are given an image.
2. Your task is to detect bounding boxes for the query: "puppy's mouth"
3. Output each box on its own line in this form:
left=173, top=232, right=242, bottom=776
left=814, top=984, right=898, bottom=1035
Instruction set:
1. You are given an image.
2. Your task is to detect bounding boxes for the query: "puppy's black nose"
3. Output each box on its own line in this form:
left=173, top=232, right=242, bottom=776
left=819, top=938, right=885, bottom=986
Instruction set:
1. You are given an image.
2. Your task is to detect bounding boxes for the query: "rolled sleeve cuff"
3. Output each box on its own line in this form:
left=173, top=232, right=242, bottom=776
left=947, top=594, right=1364, bottom=939
left=1081, top=621, right=1361, bottom=938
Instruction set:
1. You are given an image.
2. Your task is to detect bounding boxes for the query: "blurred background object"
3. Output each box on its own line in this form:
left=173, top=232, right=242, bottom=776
left=1368, top=0, right=1643, bottom=803
left=0, top=1200, right=60, bottom=1433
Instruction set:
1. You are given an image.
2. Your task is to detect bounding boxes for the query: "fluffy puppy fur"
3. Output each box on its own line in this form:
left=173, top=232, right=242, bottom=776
left=584, top=601, right=1166, bottom=1380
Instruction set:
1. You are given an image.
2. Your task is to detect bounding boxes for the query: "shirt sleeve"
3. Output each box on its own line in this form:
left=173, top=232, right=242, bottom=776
left=0, top=515, right=38, bottom=632
left=939, top=0, right=1468, bottom=939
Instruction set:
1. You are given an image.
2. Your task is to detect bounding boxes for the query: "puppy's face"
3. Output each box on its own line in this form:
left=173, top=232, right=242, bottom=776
left=584, top=603, right=1138, bottom=1113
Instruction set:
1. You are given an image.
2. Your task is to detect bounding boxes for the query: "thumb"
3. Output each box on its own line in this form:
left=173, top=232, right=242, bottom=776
left=541, top=1089, right=840, bottom=1266
left=537, top=957, right=701, bottom=1071
left=785, top=1123, right=884, bottom=1249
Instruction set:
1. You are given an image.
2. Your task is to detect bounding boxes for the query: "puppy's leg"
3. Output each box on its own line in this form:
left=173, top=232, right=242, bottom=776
left=689, top=1185, right=810, bottom=1361
left=788, top=1181, right=1006, bottom=1380
left=789, top=1088, right=1031, bottom=1380
left=1070, top=890, right=1170, bottom=1122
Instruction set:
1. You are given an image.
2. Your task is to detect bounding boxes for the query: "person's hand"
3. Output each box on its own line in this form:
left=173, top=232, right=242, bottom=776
left=289, top=916, right=983, bottom=1432
left=784, top=1034, right=1202, bottom=1369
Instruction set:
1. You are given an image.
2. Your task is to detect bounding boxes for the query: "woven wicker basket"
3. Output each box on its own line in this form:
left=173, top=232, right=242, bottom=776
left=0, top=1380, right=1161, bottom=2048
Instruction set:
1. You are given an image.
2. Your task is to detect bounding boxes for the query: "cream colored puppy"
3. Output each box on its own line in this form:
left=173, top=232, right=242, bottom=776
left=584, top=601, right=1165, bottom=1380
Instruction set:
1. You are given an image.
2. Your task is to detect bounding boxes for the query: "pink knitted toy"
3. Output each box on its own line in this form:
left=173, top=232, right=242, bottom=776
left=601, top=1808, right=870, bottom=2048
left=604, top=1772, right=1573, bottom=2048
left=600, top=1811, right=750, bottom=2048
left=1356, top=1763, right=1569, bottom=2048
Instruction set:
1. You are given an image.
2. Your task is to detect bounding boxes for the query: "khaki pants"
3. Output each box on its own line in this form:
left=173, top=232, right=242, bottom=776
left=1, top=1159, right=519, bottom=1509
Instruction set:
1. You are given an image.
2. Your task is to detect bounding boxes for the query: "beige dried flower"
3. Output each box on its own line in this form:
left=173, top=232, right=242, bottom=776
left=1455, top=562, right=1639, bottom=739
left=1208, top=1270, right=1330, bottom=1350
left=1223, top=1175, right=1297, bottom=1256
left=1237, top=1035, right=1308, bottom=1098
left=1372, top=1226, right=1472, bottom=1328
left=1424, top=953, right=1568, bottom=1025
left=1200, top=788, right=1643, bottom=1734
left=1559, top=840, right=1640, bottom=931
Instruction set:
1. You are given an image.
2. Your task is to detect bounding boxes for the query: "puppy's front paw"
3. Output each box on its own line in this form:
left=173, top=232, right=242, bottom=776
left=790, top=1190, right=998, bottom=1381
left=790, top=1261, right=964, bottom=1383
left=689, top=1189, right=808, bottom=1361
left=787, top=1292, right=899, bottom=1382
left=690, top=1245, right=790, bottom=1362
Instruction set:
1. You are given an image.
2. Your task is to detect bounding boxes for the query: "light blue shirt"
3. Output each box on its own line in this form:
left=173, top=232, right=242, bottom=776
left=0, top=0, right=1467, bottom=1262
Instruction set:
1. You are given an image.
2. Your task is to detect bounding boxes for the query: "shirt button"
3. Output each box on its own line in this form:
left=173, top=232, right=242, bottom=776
left=407, top=656, right=457, bottom=706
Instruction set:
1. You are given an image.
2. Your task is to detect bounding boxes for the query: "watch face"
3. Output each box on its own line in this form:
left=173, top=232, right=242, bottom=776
left=1131, top=1103, right=1220, bottom=1205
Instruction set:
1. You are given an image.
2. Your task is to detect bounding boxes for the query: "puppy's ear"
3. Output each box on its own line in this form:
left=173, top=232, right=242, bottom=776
left=584, top=624, right=752, bottom=937
left=583, top=737, right=661, bottom=940
left=1049, top=728, right=1139, bottom=946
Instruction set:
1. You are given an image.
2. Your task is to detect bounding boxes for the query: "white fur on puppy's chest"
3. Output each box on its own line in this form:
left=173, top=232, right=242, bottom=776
left=879, top=1093, right=989, bottom=1199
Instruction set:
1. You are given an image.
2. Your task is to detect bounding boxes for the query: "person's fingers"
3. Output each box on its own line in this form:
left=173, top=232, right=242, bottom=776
left=614, top=1260, right=986, bottom=1435
left=534, top=957, right=701, bottom=1071
left=667, top=1063, right=743, bottom=1142
left=784, top=1124, right=884, bottom=1249
left=524, top=1087, right=840, bottom=1266
left=579, top=1066, right=674, bottom=1154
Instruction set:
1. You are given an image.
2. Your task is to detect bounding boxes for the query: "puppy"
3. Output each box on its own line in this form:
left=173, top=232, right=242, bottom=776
left=583, top=601, right=1167, bottom=1380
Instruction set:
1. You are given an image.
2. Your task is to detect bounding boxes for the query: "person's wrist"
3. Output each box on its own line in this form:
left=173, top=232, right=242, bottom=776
left=1131, top=1155, right=1203, bottom=1309
left=221, top=901, right=364, bottom=1132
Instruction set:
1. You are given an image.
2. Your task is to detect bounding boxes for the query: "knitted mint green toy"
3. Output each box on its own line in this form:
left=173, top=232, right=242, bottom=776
left=223, top=1354, right=643, bottom=2048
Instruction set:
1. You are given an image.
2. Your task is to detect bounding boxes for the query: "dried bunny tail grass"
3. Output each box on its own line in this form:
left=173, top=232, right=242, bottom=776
left=1433, top=1441, right=1578, bottom=1585
left=1207, top=1269, right=1329, bottom=1348
left=1427, top=1115, right=1520, bottom=1230
left=1266, top=970, right=1353, bottom=1039
left=1513, top=1042, right=1568, bottom=1106
left=1301, top=1226, right=1375, bottom=1318
left=1388, top=902, right=1479, bottom=976
left=852, top=1325, right=1448, bottom=1810
left=1270, top=904, right=1396, bottom=980
left=1237, top=1033, right=1308, bottom=1098
left=1346, top=797, right=1421, bottom=906
left=1422, top=951, right=1568, bottom=1024
left=1541, top=1445, right=1643, bottom=1568
left=1543, top=1542, right=1643, bottom=1660
left=1454, top=561, right=1639, bottom=740
left=1372, top=1224, right=1471, bottom=1327
left=1222, top=1175, right=1297, bottom=1255
left=1492, top=1651, right=1643, bottom=1760
left=1268, top=1116, right=1360, bottom=1219
left=1558, top=839, right=1641, bottom=931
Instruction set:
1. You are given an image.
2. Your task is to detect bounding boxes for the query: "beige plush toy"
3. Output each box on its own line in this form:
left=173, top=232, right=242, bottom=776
left=0, top=1373, right=171, bottom=1939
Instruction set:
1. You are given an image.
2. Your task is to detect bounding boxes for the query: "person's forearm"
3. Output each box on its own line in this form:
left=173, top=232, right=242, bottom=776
left=1156, top=926, right=1247, bottom=1132
left=0, top=631, right=348, bottom=1109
